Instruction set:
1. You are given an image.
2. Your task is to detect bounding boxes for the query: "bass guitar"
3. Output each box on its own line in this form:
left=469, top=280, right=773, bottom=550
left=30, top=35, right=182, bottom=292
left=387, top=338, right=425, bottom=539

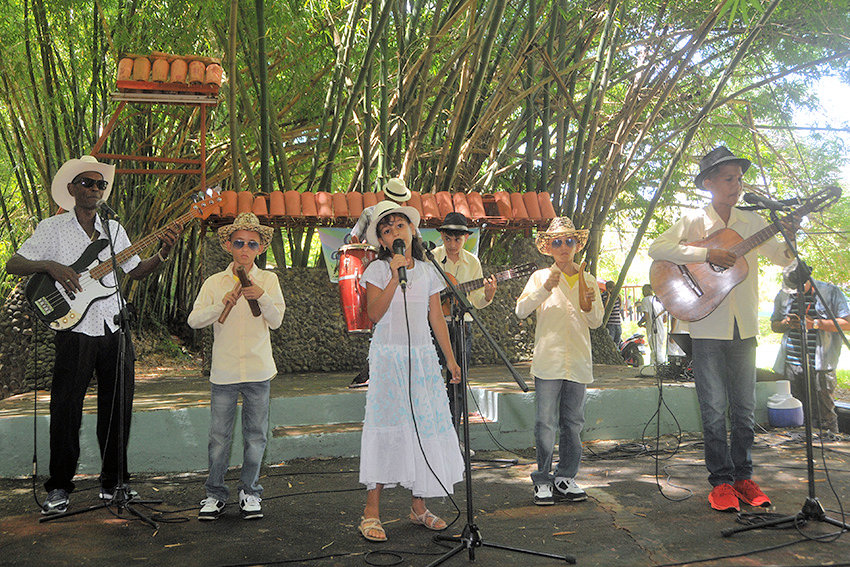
left=649, top=186, right=840, bottom=322
left=441, top=262, right=537, bottom=316
left=26, top=190, right=222, bottom=331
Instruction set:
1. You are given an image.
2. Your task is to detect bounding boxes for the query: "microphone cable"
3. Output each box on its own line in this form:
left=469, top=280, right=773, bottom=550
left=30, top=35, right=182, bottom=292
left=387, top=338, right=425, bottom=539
left=400, top=264, right=461, bottom=531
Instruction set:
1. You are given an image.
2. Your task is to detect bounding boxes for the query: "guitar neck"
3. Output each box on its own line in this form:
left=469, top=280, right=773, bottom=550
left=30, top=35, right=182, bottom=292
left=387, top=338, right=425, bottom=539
left=728, top=223, right=780, bottom=257
left=89, top=209, right=194, bottom=279
left=456, top=266, right=525, bottom=294
left=728, top=199, right=818, bottom=257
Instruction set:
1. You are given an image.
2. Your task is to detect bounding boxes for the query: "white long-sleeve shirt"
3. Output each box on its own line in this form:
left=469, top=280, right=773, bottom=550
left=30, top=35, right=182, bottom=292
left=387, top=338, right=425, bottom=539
left=188, top=263, right=286, bottom=384
left=648, top=204, right=793, bottom=340
left=432, top=246, right=492, bottom=321
left=515, top=266, right=604, bottom=383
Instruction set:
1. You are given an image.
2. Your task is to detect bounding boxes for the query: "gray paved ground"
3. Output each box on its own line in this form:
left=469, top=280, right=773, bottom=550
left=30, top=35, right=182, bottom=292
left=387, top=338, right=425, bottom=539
left=1, top=431, right=849, bottom=567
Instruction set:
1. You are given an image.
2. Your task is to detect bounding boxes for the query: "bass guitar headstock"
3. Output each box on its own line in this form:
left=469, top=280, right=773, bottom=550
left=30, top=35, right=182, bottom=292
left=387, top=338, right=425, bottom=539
left=191, top=188, right=224, bottom=218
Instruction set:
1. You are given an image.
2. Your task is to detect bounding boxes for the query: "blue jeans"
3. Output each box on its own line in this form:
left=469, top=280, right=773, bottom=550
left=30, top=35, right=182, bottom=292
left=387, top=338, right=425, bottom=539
left=206, top=380, right=271, bottom=501
left=531, top=378, right=586, bottom=485
left=607, top=323, right=622, bottom=346
left=692, top=326, right=756, bottom=486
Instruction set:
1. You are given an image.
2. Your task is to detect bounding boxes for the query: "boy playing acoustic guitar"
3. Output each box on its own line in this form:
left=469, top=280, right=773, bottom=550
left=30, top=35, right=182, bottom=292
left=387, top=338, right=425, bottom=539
left=648, top=146, right=796, bottom=513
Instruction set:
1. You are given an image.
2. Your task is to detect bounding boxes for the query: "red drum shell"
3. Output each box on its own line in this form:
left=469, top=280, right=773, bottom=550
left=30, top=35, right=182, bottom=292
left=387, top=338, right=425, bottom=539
left=338, top=244, right=377, bottom=333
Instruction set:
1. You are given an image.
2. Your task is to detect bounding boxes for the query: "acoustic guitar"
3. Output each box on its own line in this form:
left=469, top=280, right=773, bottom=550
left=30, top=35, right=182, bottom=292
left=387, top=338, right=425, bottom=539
left=441, top=262, right=537, bottom=316
left=26, top=190, right=222, bottom=331
left=649, top=186, right=840, bottom=322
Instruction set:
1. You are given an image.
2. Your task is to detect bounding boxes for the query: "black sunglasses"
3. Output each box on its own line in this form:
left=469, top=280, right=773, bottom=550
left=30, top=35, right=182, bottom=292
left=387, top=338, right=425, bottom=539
left=232, top=239, right=261, bottom=251
left=73, top=177, right=109, bottom=191
left=551, top=237, right=577, bottom=249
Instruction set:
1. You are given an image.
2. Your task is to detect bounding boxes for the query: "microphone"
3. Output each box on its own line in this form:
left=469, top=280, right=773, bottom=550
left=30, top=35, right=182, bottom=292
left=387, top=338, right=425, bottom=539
left=97, top=199, right=120, bottom=218
left=742, top=193, right=801, bottom=210
left=392, top=238, right=408, bottom=289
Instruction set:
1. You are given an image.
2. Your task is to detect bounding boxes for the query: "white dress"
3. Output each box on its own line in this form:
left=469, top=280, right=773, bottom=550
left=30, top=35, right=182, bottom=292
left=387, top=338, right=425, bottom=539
left=358, top=259, right=464, bottom=497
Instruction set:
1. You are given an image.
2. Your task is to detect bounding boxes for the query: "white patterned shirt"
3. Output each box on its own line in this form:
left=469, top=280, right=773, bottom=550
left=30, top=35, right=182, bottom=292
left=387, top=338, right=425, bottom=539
left=17, top=210, right=141, bottom=336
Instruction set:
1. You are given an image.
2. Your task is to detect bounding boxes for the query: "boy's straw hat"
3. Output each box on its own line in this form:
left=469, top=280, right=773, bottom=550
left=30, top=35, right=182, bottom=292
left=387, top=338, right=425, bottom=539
left=217, top=212, right=274, bottom=252
left=535, top=217, right=589, bottom=256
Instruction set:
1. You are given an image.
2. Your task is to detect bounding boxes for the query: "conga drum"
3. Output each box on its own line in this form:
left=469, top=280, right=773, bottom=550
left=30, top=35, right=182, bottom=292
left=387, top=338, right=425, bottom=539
left=338, top=244, right=377, bottom=333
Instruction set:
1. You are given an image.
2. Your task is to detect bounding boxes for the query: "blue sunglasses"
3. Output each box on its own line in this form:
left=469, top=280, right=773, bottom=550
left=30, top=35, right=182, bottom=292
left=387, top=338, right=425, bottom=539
left=551, top=237, right=577, bottom=249
left=232, top=239, right=261, bottom=251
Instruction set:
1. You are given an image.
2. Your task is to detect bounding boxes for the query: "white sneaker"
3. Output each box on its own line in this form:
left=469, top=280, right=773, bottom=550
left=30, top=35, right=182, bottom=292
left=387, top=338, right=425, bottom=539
left=239, top=489, right=263, bottom=520
left=99, top=486, right=139, bottom=501
left=198, top=497, right=225, bottom=521
left=554, top=477, right=587, bottom=502
left=533, top=484, right=554, bottom=506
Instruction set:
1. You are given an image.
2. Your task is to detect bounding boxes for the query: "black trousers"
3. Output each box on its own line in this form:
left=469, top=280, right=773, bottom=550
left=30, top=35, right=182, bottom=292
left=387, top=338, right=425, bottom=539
left=45, top=327, right=135, bottom=493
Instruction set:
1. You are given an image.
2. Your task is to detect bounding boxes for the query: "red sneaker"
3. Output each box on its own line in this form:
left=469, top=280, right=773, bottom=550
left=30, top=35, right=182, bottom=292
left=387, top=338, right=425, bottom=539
left=708, top=483, right=740, bottom=512
left=733, top=479, right=771, bottom=507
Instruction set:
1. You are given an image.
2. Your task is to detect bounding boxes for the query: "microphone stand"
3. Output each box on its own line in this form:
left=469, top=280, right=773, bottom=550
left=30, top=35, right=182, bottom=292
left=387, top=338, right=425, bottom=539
left=722, top=207, right=849, bottom=538
left=41, top=206, right=162, bottom=528
left=424, top=247, right=575, bottom=565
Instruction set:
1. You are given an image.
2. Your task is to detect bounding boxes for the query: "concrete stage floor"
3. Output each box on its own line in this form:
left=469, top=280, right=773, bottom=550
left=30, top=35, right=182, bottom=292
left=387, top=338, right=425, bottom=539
left=0, top=434, right=849, bottom=567
left=1, top=363, right=849, bottom=566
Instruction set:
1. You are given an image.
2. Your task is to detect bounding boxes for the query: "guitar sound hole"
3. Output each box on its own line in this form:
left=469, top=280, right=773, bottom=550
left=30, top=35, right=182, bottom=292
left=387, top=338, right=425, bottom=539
left=708, top=263, right=727, bottom=273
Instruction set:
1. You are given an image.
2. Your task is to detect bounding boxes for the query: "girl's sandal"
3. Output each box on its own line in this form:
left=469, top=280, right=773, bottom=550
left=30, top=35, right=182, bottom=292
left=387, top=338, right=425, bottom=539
left=409, top=507, right=447, bottom=531
left=358, top=516, right=387, bottom=542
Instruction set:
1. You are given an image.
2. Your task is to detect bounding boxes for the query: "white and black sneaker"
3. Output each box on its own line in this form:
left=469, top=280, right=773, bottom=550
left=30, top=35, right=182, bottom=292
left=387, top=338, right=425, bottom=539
left=554, top=477, right=587, bottom=502
left=41, top=489, right=70, bottom=516
left=533, top=484, right=555, bottom=506
left=99, top=485, right=139, bottom=502
left=239, top=489, right=263, bottom=520
left=198, top=497, right=225, bottom=521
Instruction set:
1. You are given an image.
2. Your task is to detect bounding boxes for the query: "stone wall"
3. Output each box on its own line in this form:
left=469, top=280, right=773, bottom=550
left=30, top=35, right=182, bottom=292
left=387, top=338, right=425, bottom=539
left=0, top=285, right=54, bottom=399
left=0, top=235, right=622, bottom=398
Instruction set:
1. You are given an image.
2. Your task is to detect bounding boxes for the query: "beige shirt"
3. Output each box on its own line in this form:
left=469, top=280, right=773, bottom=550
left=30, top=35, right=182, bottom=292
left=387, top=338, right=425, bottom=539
left=432, top=245, right=492, bottom=321
left=648, top=204, right=793, bottom=340
left=515, top=266, right=604, bottom=383
left=187, top=263, right=286, bottom=384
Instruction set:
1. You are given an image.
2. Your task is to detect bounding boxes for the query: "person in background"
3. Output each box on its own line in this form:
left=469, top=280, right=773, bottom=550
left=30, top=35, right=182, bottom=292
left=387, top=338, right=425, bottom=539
left=432, top=212, right=496, bottom=428
left=648, top=146, right=796, bottom=513
left=771, top=262, right=850, bottom=434
left=638, top=284, right=667, bottom=366
left=601, top=281, right=622, bottom=345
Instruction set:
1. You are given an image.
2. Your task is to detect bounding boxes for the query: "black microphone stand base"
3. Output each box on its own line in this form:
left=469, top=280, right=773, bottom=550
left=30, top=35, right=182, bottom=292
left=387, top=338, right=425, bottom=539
left=722, top=497, right=849, bottom=537
left=429, top=524, right=576, bottom=566
left=39, top=484, right=163, bottom=529
left=425, top=248, right=574, bottom=566
left=723, top=223, right=850, bottom=540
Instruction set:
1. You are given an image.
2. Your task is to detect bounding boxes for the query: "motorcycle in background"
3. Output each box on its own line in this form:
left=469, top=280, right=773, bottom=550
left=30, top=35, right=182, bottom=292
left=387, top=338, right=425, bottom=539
left=620, top=333, right=646, bottom=367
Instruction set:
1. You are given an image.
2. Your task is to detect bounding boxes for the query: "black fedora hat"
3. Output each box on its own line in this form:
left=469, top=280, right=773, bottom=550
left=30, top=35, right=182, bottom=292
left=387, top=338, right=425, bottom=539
left=438, top=212, right=473, bottom=234
left=694, top=146, right=751, bottom=189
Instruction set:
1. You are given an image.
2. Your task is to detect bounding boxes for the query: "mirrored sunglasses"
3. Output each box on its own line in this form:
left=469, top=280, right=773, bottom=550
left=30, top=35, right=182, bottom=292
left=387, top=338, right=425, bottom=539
left=551, top=237, right=577, bottom=249
left=74, top=177, right=109, bottom=190
left=232, top=239, right=261, bottom=251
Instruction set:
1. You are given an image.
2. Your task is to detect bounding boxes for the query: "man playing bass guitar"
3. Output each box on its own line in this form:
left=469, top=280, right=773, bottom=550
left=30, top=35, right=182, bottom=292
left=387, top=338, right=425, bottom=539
left=648, top=146, right=797, bottom=513
left=6, top=156, right=182, bottom=516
